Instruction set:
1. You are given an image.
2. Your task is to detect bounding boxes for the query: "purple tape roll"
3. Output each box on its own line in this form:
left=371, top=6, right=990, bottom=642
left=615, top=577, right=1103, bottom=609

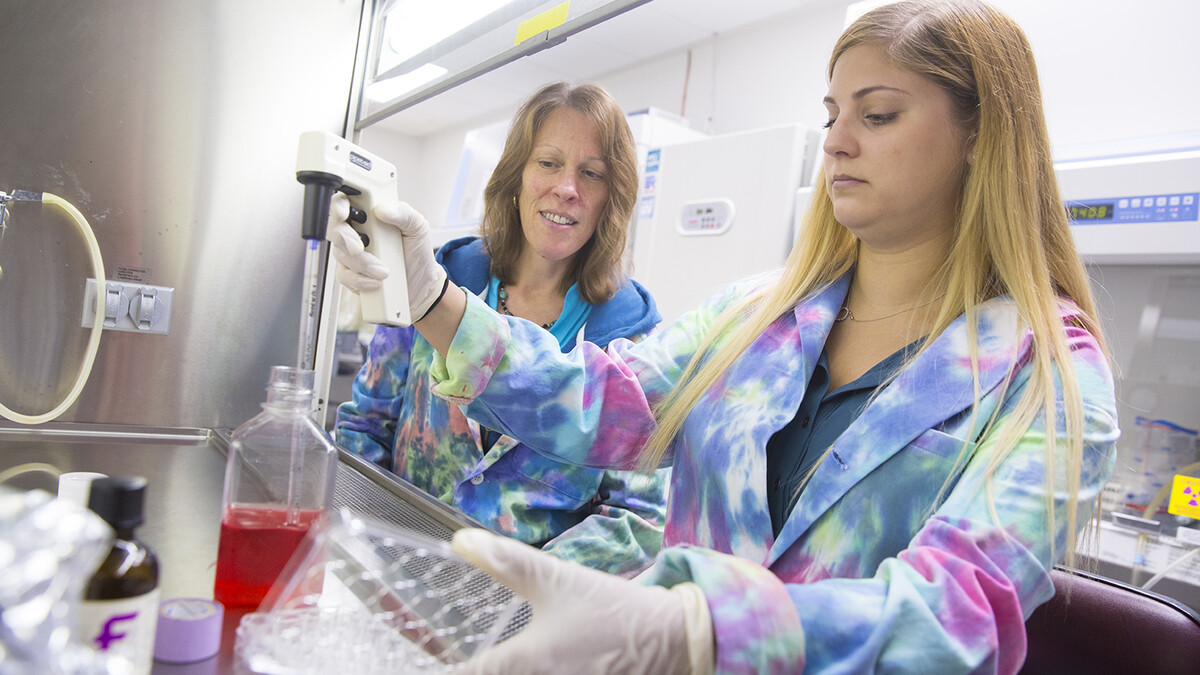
left=153, top=598, right=224, bottom=663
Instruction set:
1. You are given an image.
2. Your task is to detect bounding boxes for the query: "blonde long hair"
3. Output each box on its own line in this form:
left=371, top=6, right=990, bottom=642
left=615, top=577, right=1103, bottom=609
left=639, top=0, right=1105, bottom=568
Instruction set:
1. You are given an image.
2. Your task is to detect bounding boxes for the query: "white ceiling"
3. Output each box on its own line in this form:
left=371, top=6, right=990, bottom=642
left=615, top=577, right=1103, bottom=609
left=366, top=0, right=826, bottom=137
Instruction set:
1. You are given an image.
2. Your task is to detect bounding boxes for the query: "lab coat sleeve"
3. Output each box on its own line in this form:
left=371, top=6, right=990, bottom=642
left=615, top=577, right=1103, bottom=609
left=429, top=285, right=738, bottom=470
left=334, top=325, right=417, bottom=469
left=433, top=292, right=683, bottom=574
left=642, top=323, right=1119, bottom=675
left=535, top=325, right=674, bottom=577
left=541, top=465, right=672, bottom=577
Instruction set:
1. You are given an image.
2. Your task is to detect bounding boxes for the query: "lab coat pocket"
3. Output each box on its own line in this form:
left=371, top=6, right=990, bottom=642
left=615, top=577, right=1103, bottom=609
left=892, top=429, right=978, bottom=505
left=864, top=429, right=979, bottom=548
left=508, top=445, right=597, bottom=503
left=807, top=430, right=981, bottom=574
left=906, top=428, right=976, bottom=462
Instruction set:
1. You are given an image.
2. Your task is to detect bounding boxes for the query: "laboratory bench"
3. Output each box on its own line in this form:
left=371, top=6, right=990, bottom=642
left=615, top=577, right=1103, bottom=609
left=0, top=420, right=485, bottom=673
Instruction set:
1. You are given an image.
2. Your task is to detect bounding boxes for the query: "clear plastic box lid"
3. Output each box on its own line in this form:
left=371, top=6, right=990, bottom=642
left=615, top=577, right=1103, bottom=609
left=235, top=509, right=526, bottom=674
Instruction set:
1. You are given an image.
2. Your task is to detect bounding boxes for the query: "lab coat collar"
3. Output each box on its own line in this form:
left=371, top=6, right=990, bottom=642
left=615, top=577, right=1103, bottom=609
left=766, top=283, right=1024, bottom=565
left=465, top=416, right=521, bottom=471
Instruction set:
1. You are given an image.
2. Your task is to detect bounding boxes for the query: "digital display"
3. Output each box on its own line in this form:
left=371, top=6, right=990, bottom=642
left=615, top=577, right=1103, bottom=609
left=1065, top=193, right=1198, bottom=226
left=1068, top=203, right=1114, bottom=221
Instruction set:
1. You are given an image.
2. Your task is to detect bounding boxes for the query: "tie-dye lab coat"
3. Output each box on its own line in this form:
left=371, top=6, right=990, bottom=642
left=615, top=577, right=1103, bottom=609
left=336, top=238, right=668, bottom=577
left=431, top=272, right=1119, bottom=674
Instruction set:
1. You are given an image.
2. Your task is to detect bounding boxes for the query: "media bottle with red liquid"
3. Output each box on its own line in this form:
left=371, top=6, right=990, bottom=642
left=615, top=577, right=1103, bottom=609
left=214, top=366, right=337, bottom=608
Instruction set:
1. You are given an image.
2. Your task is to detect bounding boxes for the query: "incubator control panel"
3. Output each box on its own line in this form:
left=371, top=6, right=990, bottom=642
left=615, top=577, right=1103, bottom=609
left=677, top=198, right=735, bottom=236
left=1057, top=149, right=1200, bottom=263
left=1066, top=192, right=1198, bottom=225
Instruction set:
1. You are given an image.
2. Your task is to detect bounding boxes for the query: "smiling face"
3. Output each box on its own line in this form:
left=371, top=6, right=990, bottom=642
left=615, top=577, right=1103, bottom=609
left=822, top=43, right=970, bottom=253
left=516, top=107, right=609, bottom=271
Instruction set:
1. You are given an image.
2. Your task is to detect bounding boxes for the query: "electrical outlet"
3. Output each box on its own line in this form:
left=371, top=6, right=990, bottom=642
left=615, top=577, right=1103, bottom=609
left=82, top=278, right=174, bottom=335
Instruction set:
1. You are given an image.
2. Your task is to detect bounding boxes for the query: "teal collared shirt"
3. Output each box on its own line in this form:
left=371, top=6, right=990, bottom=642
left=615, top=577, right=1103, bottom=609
left=765, top=344, right=916, bottom=536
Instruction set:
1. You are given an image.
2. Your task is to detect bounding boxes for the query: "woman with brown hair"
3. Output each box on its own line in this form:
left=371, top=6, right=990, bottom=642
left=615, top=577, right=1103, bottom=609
left=330, top=81, right=667, bottom=577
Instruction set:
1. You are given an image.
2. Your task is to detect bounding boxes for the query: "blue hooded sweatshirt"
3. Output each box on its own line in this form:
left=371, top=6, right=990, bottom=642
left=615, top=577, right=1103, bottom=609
left=336, top=235, right=668, bottom=576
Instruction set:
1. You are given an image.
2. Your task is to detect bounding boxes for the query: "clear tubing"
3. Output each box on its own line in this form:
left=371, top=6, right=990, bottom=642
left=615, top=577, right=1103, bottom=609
left=0, top=192, right=105, bottom=425
left=1142, top=545, right=1200, bottom=590
left=298, top=239, right=321, bottom=370
left=0, top=462, right=63, bottom=485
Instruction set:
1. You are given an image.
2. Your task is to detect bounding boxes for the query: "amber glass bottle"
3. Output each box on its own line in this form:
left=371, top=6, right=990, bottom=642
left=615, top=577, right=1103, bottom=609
left=80, top=476, right=160, bottom=674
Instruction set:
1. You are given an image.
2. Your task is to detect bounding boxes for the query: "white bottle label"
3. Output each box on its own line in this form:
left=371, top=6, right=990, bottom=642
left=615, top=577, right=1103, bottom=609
left=78, top=590, right=161, bottom=674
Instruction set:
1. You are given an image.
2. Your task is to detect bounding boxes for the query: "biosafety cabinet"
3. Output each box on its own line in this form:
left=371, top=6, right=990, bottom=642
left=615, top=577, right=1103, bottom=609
left=0, top=0, right=666, bottom=432
left=0, top=0, right=366, bottom=431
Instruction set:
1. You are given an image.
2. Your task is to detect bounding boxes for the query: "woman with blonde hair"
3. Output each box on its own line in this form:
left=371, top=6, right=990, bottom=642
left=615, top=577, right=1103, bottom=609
left=330, top=1, right=1118, bottom=671
left=331, top=81, right=667, bottom=577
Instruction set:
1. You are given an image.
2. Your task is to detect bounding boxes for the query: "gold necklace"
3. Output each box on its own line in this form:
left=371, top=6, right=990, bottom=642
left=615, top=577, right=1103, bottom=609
left=835, top=295, right=943, bottom=323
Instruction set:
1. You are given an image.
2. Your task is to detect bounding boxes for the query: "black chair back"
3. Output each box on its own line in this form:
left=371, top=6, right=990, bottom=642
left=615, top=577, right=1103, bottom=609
left=1021, top=567, right=1200, bottom=674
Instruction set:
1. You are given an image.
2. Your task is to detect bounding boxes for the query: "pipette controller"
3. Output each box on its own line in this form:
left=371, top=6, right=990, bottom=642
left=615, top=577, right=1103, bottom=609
left=296, top=131, right=412, bottom=327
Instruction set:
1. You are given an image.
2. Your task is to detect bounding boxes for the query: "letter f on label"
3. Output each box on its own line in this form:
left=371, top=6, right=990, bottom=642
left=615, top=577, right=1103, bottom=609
left=95, top=612, right=139, bottom=650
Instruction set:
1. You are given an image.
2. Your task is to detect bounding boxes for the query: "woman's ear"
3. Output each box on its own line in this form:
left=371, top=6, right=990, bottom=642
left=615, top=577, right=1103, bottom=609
left=964, top=132, right=979, bottom=168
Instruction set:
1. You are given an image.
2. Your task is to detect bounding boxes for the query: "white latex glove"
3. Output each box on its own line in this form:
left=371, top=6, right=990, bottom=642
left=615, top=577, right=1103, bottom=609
left=451, top=528, right=715, bottom=675
left=325, top=194, right=448, bottom=320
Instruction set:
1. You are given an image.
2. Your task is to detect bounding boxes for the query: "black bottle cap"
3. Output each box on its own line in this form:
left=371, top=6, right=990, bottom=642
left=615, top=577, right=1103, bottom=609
left=87, top=476, right=147, bottom=530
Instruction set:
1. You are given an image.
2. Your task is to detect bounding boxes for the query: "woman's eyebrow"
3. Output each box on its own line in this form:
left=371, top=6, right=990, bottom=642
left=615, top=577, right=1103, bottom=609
left=823, top=85, right=910, bottom=105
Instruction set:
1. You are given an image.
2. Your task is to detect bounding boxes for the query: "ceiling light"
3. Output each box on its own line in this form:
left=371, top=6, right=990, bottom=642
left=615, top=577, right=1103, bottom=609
left=366, top=63, right=449, bottom=102
left=378, top=0, right=519, bottom=75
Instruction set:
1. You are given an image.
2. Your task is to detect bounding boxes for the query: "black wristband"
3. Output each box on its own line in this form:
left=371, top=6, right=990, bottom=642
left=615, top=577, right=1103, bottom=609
left=416, top=276, right=451, bottom=323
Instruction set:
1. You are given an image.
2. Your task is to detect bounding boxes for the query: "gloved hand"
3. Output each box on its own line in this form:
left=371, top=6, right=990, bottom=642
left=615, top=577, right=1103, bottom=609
left=325, top=194, right=448, bottom=320
left=451, top=528, right=715, bottom=675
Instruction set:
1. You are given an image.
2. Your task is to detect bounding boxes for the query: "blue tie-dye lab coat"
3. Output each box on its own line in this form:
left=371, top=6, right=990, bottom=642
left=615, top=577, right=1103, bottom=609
left=336, top=237, right=668, bottom=577
left=430, top=271, right=1119, bottom=674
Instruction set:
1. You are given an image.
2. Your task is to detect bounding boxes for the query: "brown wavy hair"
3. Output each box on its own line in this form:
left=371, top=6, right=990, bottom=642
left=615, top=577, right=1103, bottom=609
left=480, top=81, right=638, bottom=304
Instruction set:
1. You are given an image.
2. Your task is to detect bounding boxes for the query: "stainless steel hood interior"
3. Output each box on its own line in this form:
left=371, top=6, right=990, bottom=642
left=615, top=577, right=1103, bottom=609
left=0, top=0, right=366, bottom=430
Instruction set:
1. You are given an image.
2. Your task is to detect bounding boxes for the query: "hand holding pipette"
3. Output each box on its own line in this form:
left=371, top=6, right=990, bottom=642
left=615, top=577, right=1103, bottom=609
left=297, top=131, right=441, bottom=327
left=324, top=194, right=447, bottom=322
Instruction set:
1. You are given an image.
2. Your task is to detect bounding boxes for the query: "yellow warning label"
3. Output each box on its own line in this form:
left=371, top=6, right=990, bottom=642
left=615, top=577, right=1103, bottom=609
left=515, top=2, right=570, bottom=45
left=1167, top=474, right=1200, bottom=520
